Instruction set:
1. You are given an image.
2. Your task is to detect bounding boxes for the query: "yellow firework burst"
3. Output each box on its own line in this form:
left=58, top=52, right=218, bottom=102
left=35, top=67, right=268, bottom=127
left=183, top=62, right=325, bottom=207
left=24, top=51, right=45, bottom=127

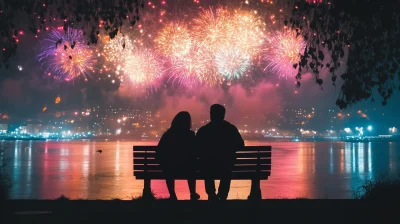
left=122, top=48, right=163, bottom=86
left=154, top=22, right=192, bottom=58
left=102, top=34, right=135, bottom=64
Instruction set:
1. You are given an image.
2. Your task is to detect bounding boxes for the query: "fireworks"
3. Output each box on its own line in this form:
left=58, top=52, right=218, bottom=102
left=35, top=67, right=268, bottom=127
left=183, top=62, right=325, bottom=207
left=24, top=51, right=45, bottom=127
left=191, top=8, right=264, bottom=81
left=263, top=30, right=306, bottom=79
left=215, top=46, right=251, bottom=79
left=155, top=22, right=192, bottom=58
left=121, top=48, right=163, bottom=86
left=228, top=10, right=265, bottom=56
left=167, top=43, right=220, bottom=86
left=55, top=96, right=61, bottom=104
left=38, top=28, right=96, bottom=80
left=34, top=4, right=311, bottom=88
left=192, top=7, right=230, bottom=52
left=102, top=34, right=135, bottom=65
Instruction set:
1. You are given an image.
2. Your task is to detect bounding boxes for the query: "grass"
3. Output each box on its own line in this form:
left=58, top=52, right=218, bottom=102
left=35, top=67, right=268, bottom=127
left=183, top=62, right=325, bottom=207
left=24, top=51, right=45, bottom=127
left=55, top=195, right=70, bottom=201
left=354, top=172, right=400, bottom=200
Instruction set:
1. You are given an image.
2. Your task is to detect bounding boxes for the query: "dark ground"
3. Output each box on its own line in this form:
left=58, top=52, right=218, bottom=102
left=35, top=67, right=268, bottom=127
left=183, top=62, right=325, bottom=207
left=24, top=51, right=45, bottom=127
left=1, top=199, right=395, bottom=224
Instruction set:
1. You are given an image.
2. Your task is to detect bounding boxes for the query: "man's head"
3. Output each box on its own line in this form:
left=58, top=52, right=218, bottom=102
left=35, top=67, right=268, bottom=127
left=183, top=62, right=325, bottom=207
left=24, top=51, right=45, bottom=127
left=210, top=104, right=225, bottom=122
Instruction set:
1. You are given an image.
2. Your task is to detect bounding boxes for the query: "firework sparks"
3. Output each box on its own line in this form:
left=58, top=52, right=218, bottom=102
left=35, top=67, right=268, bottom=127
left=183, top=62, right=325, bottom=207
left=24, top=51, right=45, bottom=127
left=102, top=34, right=135, bottom=65
left=155, top=22, right=192, bottom=58
left=263, top=30, right=306, bottom=79
left=192, top=7, right=230, bottom=52
left=37, top=28, right=97, bottom=81
left=227, top=9, right=265, bottom=56
left=215, top=46, right=251, bottom=79
left=55, top=96, right=61, bottom=104
left=167, top=43, right=220, bottom=86
left=121, top=48, right=163, bottom=86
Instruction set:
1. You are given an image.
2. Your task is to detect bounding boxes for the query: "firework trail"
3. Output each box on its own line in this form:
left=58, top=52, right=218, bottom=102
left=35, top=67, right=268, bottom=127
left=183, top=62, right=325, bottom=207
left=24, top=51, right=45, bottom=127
left=263, top=29, right=306, bottom=79
left=37, top=28, right=96, bottom=81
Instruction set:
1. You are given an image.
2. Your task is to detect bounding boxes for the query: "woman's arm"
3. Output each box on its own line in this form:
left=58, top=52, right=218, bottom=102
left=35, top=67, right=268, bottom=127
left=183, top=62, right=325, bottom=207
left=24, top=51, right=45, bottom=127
left=156, top=132, right=168, bottom=161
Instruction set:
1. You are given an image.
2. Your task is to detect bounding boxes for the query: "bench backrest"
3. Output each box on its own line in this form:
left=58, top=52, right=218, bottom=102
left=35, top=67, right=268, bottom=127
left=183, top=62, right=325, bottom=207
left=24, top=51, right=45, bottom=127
left=133, top=146, right=271, bottom=180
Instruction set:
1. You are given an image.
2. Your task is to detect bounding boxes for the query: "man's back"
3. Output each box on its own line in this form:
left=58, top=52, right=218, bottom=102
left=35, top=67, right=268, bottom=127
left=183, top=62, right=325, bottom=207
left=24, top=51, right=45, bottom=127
left=196, top=120, right=244, bottom=167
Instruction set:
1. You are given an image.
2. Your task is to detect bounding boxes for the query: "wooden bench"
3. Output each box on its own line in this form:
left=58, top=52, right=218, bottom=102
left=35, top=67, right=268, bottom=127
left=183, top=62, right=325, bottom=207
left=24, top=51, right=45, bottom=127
left=133, top=146, right=272, bottom=200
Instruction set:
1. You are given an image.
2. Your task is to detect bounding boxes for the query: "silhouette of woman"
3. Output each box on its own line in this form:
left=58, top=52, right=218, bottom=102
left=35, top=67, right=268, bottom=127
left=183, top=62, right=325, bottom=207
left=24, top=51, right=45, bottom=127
left=156, top=111, right=200, bottom=200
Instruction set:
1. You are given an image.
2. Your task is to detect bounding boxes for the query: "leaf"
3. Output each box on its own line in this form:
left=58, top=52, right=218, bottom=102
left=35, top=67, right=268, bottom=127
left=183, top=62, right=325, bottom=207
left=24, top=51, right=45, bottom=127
left=329, top=67, right=335, bottom=73
left=293, top=63, right=298, bottom=69
left=316, top=78, right=323, bottom=85
left=64, top=45, right=68, bottom=50
left=332, top=75, right=337, bottom=82
left=318, top=51, right=324, bottom=61
left=340, top=49, right=345, bottom=58
left=71, top=41, right=76, bottom=49
left=69, top=55, right=72, bottom=59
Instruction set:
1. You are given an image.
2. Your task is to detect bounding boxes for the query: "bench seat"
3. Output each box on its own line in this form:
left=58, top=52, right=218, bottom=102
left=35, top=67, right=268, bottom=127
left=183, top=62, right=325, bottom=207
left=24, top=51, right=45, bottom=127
left=133, top=145, right=272, bottom=199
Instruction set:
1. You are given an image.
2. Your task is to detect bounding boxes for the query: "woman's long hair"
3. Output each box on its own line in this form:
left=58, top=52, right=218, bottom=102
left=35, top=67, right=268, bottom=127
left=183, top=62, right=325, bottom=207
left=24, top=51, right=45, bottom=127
left=170, top=111, right=192, bottom=131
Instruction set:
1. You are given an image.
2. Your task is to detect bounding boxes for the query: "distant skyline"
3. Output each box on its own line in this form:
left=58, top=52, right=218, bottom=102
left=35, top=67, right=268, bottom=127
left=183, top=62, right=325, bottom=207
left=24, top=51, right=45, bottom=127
left=1, top=0, right=400, bottom=132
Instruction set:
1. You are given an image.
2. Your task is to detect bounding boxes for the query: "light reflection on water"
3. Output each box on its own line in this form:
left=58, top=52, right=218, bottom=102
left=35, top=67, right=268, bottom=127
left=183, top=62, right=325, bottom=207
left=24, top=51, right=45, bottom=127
left=1, top=140, right=399, bottom=200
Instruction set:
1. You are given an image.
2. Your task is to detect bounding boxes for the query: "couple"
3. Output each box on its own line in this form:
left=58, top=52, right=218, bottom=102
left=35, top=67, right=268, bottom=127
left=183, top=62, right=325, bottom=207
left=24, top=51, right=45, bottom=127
left=156, top=104, right=244, bottom=200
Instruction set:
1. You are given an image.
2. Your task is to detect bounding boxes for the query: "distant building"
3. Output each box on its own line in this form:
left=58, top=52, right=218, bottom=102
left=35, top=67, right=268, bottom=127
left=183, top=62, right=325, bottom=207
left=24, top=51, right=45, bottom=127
left=0, top=124, right=7, bottom=134
left=27, top=124, right=45, bottom=135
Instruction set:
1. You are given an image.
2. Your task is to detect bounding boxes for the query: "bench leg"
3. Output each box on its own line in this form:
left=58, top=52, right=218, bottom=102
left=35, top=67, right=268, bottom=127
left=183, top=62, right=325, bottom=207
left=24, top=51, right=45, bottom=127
left=248, top=178, right=262, bottom=200
left=142, top=179, right=154, bottom=199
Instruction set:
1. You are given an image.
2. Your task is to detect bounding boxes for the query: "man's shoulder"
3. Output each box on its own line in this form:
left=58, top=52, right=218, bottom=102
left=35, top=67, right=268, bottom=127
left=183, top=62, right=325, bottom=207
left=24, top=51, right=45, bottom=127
left=196, top=123, right=212, bottom=135
left=223, top=120, right=239, bottom=130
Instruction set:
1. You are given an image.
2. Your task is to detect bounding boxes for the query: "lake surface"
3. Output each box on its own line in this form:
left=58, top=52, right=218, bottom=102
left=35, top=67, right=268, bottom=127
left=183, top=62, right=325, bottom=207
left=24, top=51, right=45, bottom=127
left=1, top=140, right=399, bottom=199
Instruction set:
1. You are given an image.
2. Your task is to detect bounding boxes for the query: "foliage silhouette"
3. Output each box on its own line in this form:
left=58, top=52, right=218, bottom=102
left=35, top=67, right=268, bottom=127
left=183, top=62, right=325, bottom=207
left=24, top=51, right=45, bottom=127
left=288, top=0, right=400, bottom=109
left=0, top=0, right=145, bottom=69
left=354, top=171, right=400, bottom=200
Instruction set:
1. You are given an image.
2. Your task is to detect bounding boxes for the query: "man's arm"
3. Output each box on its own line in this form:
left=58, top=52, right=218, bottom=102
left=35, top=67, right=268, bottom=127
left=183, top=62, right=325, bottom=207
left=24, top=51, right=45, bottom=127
left=234, top=126, right=245, bottom=151
left=195, top=128, right=204, bottom=158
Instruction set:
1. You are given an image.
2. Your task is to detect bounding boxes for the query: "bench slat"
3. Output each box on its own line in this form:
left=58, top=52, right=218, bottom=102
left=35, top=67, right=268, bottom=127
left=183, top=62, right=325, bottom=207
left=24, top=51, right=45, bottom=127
left=133, top=146, right=157, bottom=151
left=242, top=146, right=271, bottom=151
left=133, top=146, right=271, bottom=152
left=134, top=171, right=270, bottom=180
left=133, top=152, right=271, bottom=159
left=133, top=158, right=271, bottom=165
left=133, top=164, right=271, bottom=171
left=235, top=152, right=271, bottom=158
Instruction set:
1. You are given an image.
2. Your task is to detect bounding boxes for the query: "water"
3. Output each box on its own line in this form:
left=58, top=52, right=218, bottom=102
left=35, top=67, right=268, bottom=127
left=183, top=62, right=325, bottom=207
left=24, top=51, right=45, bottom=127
left=1, top=140, right=399, bottom=200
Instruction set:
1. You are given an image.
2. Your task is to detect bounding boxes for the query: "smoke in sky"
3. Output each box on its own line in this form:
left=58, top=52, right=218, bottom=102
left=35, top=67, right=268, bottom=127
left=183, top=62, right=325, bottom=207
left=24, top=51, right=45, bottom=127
left=155, top=82, right=281, bottom=128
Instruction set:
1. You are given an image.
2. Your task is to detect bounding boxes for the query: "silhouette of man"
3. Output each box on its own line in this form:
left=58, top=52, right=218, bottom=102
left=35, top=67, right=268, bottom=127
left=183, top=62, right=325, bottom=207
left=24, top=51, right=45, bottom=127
left=196, top=104, right=244, bottom=200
